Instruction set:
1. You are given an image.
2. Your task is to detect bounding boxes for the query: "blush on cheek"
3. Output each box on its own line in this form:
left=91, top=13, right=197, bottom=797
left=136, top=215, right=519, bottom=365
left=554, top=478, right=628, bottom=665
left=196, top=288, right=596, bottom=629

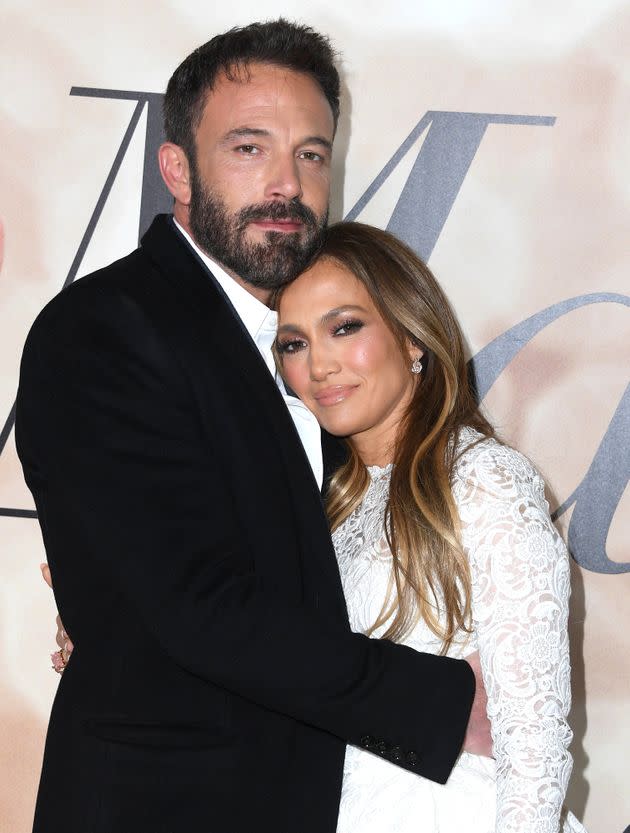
left=282, top=365, right=308, bottom=400
left=351, top=330, right=391, bottom=371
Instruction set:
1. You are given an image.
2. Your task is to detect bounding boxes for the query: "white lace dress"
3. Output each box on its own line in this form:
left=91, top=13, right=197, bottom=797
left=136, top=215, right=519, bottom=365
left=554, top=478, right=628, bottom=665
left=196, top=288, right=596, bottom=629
left=333, top=428, right=586, bottom=833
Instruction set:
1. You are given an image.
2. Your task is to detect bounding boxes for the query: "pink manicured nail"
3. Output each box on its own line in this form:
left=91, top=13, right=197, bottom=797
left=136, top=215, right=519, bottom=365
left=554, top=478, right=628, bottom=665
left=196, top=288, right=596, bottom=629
left=51, top=650, right=65, bottom=673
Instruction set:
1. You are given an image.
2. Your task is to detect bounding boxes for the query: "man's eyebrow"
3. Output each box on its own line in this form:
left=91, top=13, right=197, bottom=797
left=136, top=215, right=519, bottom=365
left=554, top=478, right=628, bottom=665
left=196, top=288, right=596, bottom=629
left=301, top=136, right=333, bottom=152
left=220, top=127, right=271, bottom=143
left=277, top=305, right=368, bottom=334
left=219, top=128, right=332, bottom=152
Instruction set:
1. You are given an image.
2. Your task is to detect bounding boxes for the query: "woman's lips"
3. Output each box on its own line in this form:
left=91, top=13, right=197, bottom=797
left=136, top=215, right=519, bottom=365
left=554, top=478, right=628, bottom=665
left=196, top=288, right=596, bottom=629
left=313, top=385, right=358, bottom=407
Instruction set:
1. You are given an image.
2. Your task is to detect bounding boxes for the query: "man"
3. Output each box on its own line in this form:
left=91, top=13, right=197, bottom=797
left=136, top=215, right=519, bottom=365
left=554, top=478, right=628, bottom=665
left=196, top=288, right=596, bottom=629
left=17, top=20, right=486, bottom=833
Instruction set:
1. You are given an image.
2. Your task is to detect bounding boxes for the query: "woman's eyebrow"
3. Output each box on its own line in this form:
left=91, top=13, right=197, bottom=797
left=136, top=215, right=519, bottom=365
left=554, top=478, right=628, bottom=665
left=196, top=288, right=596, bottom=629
left=320, top=304, right=368, bottom=324
left=277, top=305, right=368, bottom=336
left=276, top=322, right=302, bottom=336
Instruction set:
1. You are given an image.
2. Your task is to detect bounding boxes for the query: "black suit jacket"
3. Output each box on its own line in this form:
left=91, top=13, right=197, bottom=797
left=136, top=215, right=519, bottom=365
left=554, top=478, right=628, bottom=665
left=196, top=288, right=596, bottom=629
left=16, top=215, right=474, bottom=833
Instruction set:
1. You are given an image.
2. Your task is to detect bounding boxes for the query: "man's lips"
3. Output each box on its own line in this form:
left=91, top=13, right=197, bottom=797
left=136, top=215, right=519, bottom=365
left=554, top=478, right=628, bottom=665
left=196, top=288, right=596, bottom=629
left=313, top=385, right=358, bottom=407
left=250, top=218, right=304, bottom=233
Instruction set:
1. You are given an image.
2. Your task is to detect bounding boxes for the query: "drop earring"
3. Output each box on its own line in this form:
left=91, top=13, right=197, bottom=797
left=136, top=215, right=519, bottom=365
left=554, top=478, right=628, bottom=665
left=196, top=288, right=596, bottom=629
left=411, top=357, right=422, bottom=374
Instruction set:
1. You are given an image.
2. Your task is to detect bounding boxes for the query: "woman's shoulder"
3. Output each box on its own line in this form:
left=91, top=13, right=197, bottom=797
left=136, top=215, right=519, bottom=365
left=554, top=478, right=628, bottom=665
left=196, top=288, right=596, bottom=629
left=451, top=426, right=546, bottom=503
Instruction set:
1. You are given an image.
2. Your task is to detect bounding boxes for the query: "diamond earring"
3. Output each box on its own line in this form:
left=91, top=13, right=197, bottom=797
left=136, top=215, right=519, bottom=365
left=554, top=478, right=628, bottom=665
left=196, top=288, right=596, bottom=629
left=411, top=358, right=422, bottom=374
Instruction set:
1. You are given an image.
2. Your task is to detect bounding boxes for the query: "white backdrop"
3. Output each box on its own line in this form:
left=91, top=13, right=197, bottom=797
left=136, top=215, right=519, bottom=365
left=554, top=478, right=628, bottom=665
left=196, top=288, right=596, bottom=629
left=1, top=2, right=629, bottom=831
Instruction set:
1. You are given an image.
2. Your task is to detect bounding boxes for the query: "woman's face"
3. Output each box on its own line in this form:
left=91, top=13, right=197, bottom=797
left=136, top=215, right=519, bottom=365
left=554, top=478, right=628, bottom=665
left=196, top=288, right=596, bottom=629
left=277, top=258, right=420, bottom=463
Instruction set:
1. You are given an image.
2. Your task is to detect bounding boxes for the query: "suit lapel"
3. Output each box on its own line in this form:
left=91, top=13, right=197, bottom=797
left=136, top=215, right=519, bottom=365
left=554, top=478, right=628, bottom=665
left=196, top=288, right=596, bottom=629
left=139, top=215, right=348, bottom=618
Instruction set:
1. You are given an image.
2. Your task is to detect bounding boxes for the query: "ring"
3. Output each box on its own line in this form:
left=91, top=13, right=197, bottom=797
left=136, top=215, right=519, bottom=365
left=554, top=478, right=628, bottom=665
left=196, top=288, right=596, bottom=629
left=51, top=648, right=67, bottom=674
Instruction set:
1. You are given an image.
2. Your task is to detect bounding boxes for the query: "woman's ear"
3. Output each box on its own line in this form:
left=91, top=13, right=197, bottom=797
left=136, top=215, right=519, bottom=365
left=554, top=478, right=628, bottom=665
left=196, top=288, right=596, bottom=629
left=407, top=340, right=424, bottom=362
left=158, top=142, right=192, bottom=205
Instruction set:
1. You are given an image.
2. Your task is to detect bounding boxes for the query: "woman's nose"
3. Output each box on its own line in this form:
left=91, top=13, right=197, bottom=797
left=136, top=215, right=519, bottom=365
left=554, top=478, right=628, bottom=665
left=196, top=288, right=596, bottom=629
left=309, top=343, right=340, bottom=381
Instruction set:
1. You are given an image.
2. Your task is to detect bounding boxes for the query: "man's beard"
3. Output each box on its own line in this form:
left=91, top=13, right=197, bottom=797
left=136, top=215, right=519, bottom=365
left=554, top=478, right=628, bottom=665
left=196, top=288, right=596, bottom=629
left=188, top=171, right=328, bottom=291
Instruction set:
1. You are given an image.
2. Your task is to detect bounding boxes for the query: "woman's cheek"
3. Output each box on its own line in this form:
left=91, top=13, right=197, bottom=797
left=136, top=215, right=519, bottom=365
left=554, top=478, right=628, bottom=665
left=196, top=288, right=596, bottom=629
left=287, top=360, right=311, bottom=400
left=349, top=335, right=383, bottom=374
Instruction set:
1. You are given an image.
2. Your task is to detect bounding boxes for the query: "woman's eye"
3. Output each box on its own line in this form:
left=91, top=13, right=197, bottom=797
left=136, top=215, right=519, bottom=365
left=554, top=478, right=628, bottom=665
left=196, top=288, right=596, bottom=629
left=334, top=319, right=363, bottom=336
left=277, top=339, right=306, bottom=355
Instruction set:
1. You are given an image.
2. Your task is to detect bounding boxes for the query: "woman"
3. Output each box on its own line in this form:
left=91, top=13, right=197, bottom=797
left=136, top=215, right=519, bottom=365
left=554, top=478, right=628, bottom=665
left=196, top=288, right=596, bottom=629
left=275, top=221, right=586, bottom=833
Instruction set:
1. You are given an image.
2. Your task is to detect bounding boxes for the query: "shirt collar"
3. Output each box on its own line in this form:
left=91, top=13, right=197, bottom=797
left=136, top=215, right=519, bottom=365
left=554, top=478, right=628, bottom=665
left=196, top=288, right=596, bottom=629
left=172, top=219, right=322, bottom=489
left=173, top=218, right=278, bottom=346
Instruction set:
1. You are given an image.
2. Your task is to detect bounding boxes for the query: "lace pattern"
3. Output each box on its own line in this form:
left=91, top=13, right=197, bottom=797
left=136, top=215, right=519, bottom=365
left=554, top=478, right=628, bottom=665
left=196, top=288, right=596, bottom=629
left=333, top=428, right=586, bottom=833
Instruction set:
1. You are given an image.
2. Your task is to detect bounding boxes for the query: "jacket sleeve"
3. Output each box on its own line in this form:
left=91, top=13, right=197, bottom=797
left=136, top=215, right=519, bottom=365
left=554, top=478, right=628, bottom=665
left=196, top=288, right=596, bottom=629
left=16, top=282, right=474, bottom=785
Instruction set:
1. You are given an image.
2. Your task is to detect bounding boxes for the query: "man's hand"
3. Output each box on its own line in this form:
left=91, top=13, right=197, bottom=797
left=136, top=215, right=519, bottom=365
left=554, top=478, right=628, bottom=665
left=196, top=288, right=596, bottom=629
left=462, top=650, right=493, bottom=757
left=41, top=563, right=74, bottom=663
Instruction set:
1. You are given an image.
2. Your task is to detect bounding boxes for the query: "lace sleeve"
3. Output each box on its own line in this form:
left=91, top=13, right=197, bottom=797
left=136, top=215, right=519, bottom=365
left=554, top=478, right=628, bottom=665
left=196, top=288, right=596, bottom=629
left=453, top=439, right=574, bottom=833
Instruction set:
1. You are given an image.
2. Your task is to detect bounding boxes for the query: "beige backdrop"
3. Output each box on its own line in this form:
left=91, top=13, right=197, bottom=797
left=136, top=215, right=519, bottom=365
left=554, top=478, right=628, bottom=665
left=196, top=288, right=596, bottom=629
left=1, top=2, right=629, bottom=831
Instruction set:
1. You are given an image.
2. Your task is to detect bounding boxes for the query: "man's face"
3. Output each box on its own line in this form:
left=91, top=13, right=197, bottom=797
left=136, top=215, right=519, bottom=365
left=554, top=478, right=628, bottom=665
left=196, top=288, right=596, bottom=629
left=188, top=63, right=334, bottom=291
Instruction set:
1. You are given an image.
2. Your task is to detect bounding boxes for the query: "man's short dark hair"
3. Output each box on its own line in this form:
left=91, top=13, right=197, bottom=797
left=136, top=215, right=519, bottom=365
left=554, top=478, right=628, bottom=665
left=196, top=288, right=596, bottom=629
left=163, top=18, right=340, bottom=164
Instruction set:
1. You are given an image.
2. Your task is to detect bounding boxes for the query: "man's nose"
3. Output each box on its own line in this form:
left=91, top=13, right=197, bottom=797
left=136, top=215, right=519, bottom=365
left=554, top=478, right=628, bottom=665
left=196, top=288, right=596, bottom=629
left=264, top=153, right=303, bottom=201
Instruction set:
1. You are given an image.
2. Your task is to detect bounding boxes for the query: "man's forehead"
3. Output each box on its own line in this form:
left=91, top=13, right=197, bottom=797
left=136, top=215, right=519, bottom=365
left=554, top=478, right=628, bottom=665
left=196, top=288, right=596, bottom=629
left=201, top=62, right=333, bottom=121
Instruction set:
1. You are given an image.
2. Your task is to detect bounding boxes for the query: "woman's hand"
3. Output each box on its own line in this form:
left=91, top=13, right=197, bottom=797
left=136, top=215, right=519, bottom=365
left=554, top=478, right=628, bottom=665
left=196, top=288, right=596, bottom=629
left=41, top=563, right=74, bottom=670
left=462, top=650, right=493, bottom=757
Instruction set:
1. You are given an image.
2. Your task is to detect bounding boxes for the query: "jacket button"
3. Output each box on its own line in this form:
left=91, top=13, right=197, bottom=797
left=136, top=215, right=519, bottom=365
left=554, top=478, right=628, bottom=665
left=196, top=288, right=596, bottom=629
left=376, top=741, right=388, bottom=755
left=391, top=746, right=403, bottom=762
left=360, top=735, right=375, bottom=749
left=406, top=750, right=419, bottom=766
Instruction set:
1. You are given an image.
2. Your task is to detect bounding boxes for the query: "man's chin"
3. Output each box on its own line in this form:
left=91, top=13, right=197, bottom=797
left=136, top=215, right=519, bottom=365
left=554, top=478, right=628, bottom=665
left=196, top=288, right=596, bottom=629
left=239, top=250, right=308, bottom=289
left=243, top=234, right=312, bottom=268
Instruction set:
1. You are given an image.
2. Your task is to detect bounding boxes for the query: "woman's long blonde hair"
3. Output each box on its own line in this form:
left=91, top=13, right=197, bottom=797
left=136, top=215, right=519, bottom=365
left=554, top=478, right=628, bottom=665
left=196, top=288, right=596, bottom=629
left=296, top=222, right=495, bottom=652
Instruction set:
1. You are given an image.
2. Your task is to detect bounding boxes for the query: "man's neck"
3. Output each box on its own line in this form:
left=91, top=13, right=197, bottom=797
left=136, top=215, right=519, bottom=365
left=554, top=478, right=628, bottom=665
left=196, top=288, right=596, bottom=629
left=173, top=207, right=272, bottom=307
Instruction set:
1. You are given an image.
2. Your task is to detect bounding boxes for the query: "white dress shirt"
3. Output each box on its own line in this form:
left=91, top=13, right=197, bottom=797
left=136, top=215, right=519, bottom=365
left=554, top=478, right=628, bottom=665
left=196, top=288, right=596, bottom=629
left=173, top=219, right=323, bottom=488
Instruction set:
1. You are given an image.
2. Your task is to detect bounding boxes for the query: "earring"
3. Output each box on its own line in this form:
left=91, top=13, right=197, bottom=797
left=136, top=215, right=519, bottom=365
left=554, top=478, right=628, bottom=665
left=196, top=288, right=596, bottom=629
left=411, top=357, right=422, bottom=374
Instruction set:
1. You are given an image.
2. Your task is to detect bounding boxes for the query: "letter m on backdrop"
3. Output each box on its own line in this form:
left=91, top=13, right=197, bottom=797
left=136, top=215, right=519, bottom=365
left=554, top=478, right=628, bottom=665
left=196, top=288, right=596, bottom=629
left=2, top=90, right=627, bottom=576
